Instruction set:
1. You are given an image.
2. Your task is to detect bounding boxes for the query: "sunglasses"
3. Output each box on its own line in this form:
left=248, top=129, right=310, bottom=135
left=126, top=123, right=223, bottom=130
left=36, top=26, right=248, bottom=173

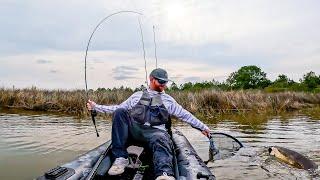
left=155, top=78, right=168, bottom=85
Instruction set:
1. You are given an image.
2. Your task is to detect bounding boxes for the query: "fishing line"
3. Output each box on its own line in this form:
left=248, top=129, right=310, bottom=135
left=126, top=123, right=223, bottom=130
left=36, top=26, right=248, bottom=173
left=84, top=10, right=143, bottom=137
left=153, top=25, right=158, bottom=68
left=129, top=0, right=149, bottom=85
left=137, top=17, right=148, bottom=86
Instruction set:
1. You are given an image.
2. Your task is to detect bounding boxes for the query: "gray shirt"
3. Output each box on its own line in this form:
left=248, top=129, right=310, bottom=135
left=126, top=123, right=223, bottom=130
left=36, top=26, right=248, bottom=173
left=94, top=88, right=209, bottom=131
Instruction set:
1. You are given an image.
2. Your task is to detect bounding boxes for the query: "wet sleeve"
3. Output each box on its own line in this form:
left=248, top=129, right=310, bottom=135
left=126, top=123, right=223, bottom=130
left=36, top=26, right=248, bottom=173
left=166, top=95, right=209, bottom=131
left=93, top=91, right=141, bottom=113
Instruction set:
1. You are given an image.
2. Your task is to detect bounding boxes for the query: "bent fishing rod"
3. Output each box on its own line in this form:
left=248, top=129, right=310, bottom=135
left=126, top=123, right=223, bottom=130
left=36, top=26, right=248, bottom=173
left=84, top=10, right=143, bottom=137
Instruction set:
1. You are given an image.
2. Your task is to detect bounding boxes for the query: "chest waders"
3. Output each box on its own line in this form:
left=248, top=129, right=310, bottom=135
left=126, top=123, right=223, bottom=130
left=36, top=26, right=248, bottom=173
left=130, top=90, right=169, bottom=127
left=109, top=90, right=176, bottom=177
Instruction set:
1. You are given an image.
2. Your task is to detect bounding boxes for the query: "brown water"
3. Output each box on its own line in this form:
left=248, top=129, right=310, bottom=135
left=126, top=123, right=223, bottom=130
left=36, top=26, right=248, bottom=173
left=0, top=107, right=319, bottom=180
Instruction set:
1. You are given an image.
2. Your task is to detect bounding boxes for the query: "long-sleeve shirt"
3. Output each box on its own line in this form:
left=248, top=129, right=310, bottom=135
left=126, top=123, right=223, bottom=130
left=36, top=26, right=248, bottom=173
left=94, top=88, right=209, bottom=131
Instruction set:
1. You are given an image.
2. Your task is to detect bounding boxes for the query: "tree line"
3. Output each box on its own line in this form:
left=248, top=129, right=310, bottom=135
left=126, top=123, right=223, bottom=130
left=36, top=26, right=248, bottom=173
left=169, top=65, right=320, bottom=93
left=94, top=65, right=320, bottom=93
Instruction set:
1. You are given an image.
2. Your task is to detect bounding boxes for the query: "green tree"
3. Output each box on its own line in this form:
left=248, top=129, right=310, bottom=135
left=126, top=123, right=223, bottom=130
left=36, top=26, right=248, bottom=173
left=265, top=74, right=296, bottom=92
left=96, top=87, right=107, bottom=92
left=134, top=84, right=147, bottom=92
left=212, top=78, right=220, bottom=86
left=169, top=82, right=179, bottom=91
left=274, top=74, right=290, bottom=84
left=273, top=74, right=295, bottom=86
left=301, top=71, right=320, bottom=89
left=226, top=65, right=271, bottom=89
left=180, top=82, right=193, bottom=91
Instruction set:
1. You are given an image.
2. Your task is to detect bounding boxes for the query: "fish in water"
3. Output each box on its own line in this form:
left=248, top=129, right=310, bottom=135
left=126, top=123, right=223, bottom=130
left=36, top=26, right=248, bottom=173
left=268, top=146, right=318, bottom=170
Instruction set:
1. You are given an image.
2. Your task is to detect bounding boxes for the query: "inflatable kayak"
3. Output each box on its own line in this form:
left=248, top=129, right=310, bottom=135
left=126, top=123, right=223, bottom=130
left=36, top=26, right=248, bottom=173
left=37, top=129, right=215, bottom=180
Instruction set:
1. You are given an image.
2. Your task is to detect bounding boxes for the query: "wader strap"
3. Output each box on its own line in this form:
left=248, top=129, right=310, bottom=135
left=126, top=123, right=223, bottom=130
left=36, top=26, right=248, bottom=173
left=151, top=94, right=163, bottom=106
left=139, top=90, right=150, bottom=106
left=132, top=89, right=169, bottom=127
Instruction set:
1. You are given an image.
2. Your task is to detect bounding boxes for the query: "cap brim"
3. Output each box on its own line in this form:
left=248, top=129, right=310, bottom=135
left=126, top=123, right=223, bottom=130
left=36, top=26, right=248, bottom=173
left=156, top=77, right=172, bottom=82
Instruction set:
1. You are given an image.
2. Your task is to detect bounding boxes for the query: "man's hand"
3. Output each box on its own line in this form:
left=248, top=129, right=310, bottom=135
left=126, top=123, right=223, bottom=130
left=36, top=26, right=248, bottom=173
left=87, top=99, right=96, bottom=111
left=202, top=129, right=211, bottom=138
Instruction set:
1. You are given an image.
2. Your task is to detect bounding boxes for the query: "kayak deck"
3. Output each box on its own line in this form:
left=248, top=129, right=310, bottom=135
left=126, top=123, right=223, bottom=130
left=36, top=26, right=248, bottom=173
left=95, top=147, right=156, bottom=180
left=38, top=129, right=215, bottom=180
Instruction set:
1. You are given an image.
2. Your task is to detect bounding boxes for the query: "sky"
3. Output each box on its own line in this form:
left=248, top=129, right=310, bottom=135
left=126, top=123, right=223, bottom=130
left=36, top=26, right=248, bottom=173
left=0, top=0, right=319, bottom=90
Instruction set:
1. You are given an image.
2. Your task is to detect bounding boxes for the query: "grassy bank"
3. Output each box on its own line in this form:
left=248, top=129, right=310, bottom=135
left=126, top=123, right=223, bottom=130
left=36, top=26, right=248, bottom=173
left=0, top=87, right=319, bottom=117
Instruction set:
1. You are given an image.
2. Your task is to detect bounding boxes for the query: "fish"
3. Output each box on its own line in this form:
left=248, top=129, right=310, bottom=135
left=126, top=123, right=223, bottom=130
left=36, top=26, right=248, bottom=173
left=268, top=146, right=318, bottom=170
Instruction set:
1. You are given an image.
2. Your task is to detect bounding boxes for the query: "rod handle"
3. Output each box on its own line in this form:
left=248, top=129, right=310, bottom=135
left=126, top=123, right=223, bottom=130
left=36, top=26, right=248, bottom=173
left=90, top=110, right=99, bottom=137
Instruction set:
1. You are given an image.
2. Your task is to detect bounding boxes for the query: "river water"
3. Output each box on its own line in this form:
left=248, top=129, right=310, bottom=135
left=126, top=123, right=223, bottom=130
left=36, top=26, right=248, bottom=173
left=0, top=108, right=319, bottom=180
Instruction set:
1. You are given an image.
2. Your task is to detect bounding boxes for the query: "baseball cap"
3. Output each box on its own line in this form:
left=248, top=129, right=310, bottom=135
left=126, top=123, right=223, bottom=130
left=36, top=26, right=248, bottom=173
left=150, top=68, right=171, bottom=83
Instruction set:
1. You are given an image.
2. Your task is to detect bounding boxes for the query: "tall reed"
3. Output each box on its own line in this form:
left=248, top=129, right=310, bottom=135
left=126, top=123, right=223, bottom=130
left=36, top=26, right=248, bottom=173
left=0, top=87, right=319, bottom=116
left=169, top=90, right=320, bottom=117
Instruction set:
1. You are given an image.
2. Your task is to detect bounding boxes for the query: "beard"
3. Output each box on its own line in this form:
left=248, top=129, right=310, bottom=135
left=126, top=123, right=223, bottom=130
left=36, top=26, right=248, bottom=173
left=154, top=85, right=165, bottom=92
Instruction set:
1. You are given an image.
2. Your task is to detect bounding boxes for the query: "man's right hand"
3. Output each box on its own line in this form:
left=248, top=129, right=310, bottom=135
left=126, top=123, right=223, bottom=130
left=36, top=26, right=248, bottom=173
left=202, top=129, right=211, bottom=138
left=87, top=100, right=96, bottom=111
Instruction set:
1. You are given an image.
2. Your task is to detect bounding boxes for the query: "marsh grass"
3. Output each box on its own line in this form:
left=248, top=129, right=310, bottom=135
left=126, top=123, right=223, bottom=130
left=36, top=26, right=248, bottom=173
left=0, top=87, right=319, bottom=117
left=171, top=90, right=320, bottom=117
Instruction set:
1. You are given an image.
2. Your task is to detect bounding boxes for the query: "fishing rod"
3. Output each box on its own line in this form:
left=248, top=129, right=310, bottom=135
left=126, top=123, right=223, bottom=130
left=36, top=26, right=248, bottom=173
left=153, top=25, right=158, bottom=68
left=84, top=10, right=143, bottom=137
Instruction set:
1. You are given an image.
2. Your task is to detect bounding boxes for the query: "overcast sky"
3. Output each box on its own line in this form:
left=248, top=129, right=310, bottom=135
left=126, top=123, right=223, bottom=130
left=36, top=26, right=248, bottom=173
left=1, top=0, right=319, bottom=89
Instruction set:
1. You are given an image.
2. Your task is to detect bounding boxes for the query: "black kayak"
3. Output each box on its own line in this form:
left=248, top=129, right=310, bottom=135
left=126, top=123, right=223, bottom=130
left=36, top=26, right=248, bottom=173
left=38, top=129, right=215, bottom=180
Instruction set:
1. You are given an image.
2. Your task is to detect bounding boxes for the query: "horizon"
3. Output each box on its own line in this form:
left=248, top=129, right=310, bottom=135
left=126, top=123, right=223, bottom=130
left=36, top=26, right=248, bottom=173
left=1, top=0, right=319, bottom=90
left=1, top=66, right=315, bottom=91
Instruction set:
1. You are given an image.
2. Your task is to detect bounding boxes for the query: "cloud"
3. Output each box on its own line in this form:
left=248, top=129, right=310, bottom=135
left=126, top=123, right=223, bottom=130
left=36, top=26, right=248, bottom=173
left=112, top=66, right=140, bottom=80
left=213, top=75, right=229, bottom=82
left=36, top=59, right=52, bottom=64
left=170, top=74, right=183, bottom=80
left=50, top=70, right=58, bottom=73
left=92, top=59, right=105, bottom=64
left=183, top=76, right=201, bottom=83
left=1, top=1, right=320, bottom=89
left=113, top=75, right=137, bottom=80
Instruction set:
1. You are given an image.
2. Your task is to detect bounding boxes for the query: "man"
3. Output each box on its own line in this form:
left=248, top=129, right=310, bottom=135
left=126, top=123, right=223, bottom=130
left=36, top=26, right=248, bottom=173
left=87, top=68, right=211, bottom=180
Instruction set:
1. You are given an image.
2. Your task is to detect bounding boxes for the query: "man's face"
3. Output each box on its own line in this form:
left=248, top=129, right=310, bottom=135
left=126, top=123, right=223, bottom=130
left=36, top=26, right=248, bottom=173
left=150, top=77, right=167, bottom=92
